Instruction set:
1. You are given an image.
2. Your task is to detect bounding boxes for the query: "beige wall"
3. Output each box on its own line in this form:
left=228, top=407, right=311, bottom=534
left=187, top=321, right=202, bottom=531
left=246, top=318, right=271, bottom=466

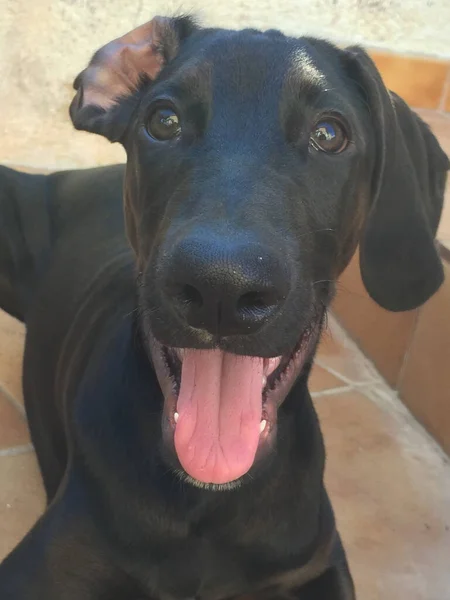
left=1, top=0, right=449, bottom=170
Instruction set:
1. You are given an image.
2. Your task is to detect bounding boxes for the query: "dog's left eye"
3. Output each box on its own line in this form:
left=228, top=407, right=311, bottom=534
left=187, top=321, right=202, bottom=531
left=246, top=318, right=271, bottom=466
left=310, top=119, right=348, bottom=153
left=147, top=107, right=181, bottom=141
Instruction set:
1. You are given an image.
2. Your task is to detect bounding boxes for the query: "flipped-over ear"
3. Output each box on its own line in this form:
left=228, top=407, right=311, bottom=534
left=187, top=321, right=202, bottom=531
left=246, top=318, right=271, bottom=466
left=345, top=47, right=449, bottom=312
left=69, top=16, right=196, bottom=142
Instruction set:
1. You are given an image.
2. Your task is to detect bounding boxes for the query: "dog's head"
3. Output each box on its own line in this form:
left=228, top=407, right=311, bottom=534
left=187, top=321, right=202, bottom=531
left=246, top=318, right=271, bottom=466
left=70, top=17, right=449, bottom=489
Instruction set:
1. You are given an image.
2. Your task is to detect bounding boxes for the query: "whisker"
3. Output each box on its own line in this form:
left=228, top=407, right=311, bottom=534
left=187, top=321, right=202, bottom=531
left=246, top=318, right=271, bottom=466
left=297, top=228, right=336, bottom=239
left=123, top=306, right=140, bottom=319
left=312, top=279, right=335, bottom=286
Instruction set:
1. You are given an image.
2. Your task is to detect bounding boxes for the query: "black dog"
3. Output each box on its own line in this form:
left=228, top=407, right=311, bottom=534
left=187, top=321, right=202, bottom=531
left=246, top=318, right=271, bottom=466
left=0, top=16, right=448, bottom=599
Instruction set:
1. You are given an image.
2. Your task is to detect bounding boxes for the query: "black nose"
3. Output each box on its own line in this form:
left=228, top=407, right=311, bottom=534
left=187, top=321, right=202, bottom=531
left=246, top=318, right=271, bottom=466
left=164, top=234, right=290, bottom=336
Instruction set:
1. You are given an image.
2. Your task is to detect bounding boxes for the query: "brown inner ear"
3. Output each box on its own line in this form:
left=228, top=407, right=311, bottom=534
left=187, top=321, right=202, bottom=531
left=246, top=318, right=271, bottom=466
left=76, top=16, right=172, bottom=111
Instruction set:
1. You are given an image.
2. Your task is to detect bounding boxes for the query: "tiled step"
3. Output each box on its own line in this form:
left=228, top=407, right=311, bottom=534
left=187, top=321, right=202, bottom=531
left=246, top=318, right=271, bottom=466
left=333, top=247, right=450, bottom=456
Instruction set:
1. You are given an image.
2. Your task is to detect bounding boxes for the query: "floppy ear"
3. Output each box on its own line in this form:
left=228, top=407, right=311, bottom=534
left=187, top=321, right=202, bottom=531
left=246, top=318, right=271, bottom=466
left=345, top=47, right=449, bottom=312
left=69, top=16, right=196, bottom=142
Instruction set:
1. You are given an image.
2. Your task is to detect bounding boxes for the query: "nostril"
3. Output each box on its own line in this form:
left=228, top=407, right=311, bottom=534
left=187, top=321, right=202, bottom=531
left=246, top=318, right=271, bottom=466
left=177, top=284, right=203, bottom=310
left=236, top=290, right=279, bottom=321
left=237, top=291, right=268, bottom=312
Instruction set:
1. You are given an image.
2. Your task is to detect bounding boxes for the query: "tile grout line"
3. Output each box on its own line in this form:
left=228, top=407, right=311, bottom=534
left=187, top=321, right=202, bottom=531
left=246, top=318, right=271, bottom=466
left=0, top=383, right=26, bottom=418
left=314, top=358, right=379, bottom=389
left=311, top=385, right=353, bottom=398
left=314, top=319, right=392, bottom=403
left=322, top=316, right=385, bottom=377
left=438, top=66, right=450, bottom=112
left=312, top=364, right=382, bottom=402
left=396, top=306, right=422, bottom=391
left=0, top=444, right=34, bottom=457
left=314, top=359, right=354, bottom=386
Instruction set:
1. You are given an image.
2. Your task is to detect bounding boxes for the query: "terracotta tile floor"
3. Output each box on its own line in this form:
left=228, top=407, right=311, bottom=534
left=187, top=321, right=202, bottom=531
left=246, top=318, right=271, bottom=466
left=1, top=307, right=449, bottom=598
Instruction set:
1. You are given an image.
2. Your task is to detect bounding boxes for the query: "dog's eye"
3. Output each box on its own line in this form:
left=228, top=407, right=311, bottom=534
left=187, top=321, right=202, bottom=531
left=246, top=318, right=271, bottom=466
left=310, top=119, right=348, bottom=153
left=147, top=107, right=181, bottom=141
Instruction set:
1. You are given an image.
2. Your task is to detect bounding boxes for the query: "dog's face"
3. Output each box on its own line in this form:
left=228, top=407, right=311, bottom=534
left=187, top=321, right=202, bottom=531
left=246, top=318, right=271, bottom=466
left=70, top=17, right=448, bottom=489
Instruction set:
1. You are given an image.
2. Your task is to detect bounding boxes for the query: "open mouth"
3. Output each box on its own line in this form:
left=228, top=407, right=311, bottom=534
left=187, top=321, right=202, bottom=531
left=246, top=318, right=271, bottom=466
left=149, top=328, right=318, bottom=488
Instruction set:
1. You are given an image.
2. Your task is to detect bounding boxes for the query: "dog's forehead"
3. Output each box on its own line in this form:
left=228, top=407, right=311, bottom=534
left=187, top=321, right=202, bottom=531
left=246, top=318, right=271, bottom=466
left=181, top=29, right=330, bottom=94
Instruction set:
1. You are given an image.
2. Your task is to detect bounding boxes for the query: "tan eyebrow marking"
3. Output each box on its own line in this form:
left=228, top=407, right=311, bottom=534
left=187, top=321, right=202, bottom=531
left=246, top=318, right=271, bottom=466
left=290, top=48, right=327, bottom=88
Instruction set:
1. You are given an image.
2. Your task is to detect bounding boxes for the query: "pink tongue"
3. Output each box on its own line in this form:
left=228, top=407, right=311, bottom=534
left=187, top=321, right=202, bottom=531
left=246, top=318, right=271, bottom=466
left=174, top=350, right=263, bottom=485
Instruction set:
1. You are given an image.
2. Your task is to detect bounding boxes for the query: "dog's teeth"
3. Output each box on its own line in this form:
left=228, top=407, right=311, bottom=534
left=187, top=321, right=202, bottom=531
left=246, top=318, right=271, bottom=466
left=264, top=356, right=282, bottom=376
left=262, top=375, right=267, bottom=387
left=260, top=420, right=267, bottom=433
left=174, top=412, right=179, bottom=423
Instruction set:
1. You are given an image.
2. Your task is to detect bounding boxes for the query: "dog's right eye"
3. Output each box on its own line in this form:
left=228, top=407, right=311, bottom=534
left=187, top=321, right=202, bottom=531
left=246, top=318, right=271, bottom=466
left=146, top=107, right=181, bottom=141
left=310, top=118, right=348, bottom=154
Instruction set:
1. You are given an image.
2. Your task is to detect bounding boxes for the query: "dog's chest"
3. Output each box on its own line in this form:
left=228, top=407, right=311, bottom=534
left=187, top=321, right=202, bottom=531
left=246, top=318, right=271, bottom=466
left=149, top=527, right=323, bottom=600
left=151, top=538, right=266, bottom=600
left=155, top=536, right=249, bottom=600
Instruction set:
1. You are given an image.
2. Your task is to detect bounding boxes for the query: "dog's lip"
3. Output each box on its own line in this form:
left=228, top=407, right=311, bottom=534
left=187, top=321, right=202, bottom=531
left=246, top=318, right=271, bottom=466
left=148, top=325, right=319, bottom=488
left=167, top=347, right=282, bottom=397
left=165, top=349, right=284, bottom=432
left=149, top=326, right=317, bottom=427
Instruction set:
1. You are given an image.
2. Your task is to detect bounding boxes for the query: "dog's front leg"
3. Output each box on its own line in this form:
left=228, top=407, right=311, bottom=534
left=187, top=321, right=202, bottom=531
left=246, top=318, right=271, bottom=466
left=292, top=536, right=355, bottom=600
left=0, top=475, right=132, bottom=600
left=293, top=566, right=355, bottom=600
